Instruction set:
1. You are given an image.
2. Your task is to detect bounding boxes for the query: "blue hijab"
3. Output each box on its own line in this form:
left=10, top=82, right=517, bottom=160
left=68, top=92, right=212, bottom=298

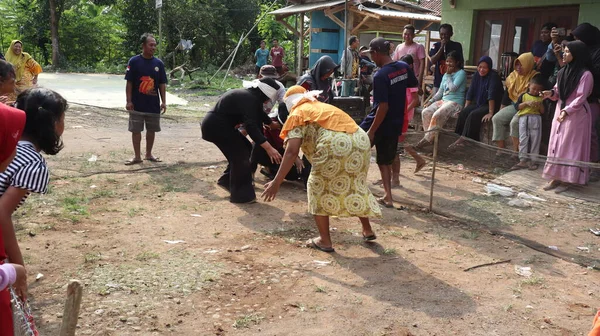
left=468, top=56, right=502, bottom=108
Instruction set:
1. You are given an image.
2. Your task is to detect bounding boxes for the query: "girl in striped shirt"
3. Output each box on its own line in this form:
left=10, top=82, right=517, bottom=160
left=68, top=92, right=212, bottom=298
left=0, top=87, right=66, bottom=332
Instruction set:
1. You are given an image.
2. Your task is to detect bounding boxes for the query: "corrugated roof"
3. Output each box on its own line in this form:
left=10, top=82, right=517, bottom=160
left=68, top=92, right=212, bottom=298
left=416, top=0, right=441, bottom=16
left=388, top=0, right=435, bottom=13
left=269, top=0, right=345, bottom=16
left=359, top=6, right=441, bottom=22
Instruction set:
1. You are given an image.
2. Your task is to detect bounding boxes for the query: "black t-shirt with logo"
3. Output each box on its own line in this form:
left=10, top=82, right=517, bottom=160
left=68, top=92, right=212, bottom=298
left=125, top=55, right=168, bottom=114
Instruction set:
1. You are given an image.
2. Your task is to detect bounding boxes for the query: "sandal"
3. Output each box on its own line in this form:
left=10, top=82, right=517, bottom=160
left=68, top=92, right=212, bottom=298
left=363, top=234, right=377, bottom=242
left=510, top=163, right=528, bottom=171
left=125, top=158, right=143, bottom=166
left=145, top=156, right=162, bottom=162
left=414, top=160, right=427, bottom=174
left=554, top=183, right=570, bottom=194
left=528, top=163, right=539, bottom=171
left=543, top=180, right=561, bottom=191
left=307, top=238, right=335, bottom=253
left=377, top=197, right=394, bottom=208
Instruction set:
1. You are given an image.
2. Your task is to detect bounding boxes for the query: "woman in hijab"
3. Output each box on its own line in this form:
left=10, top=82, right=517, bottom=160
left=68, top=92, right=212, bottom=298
left=4, top=41, right=42, bottom=100
left=262, top=86, right=381, bottom=252
left=492, top=52, right=538, bottom=153
left=571, top=23, right=600, bottom=178
left=201, top=77, right=283, bottom=204
left=297, top=56, right=339, bottom=103
left=541, top=41, right=593, bottom=193
left=450, top=56, right=503, bottom=147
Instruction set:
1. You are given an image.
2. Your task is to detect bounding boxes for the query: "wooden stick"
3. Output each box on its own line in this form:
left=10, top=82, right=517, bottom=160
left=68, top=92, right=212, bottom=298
left=464, top=259, right=511, bottom=272
left=428, top=130, right=439, bottom=212
left=59, top=280, right=83, bottom=336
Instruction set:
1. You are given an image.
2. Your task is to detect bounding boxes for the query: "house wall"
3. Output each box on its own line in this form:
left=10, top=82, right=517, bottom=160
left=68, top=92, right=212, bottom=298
left=441, top=0, right=600, bottom=64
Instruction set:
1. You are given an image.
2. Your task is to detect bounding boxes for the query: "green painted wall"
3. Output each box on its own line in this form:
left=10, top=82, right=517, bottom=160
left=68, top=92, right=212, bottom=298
left=441, top=0, right=600, bottom=64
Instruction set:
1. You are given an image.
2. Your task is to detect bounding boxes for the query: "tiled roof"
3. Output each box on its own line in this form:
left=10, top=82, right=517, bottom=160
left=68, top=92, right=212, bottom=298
left=417, top=0, right=441, bottom=16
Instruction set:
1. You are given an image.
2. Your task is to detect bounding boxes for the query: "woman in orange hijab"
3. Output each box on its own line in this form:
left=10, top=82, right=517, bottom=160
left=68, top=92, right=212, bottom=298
left=262, top=86, right=381, bottom=252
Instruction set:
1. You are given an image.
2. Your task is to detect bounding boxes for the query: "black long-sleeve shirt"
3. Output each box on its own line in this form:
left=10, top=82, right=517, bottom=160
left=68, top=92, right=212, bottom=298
left=209, top=89, right=271, bottom=145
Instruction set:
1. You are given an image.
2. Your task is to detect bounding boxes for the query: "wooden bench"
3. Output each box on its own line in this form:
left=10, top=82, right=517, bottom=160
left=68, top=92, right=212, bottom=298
left=411, top=106, right=494, bottom=145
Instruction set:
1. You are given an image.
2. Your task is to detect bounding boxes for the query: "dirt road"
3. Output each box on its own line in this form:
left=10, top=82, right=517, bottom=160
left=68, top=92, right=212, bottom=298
left=16, top=100, right=600, bottom=336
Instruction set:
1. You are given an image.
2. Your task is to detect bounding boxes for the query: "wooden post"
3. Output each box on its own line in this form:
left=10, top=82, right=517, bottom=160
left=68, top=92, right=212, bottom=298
left=59, top=280, right=83, bottom=336
left=421, top=30, right=431, bottom=105
left=297, top=12, right=305, bottom=76
left=428, top=130, right=439, bottom=212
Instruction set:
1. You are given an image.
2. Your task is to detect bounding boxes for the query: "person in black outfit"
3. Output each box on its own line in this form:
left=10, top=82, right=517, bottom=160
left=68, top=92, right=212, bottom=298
left=201, top=78, right=282, bottom=204
left=450, top=56, right=503, bottom=147
left=297, top=55, right=339, bottom=104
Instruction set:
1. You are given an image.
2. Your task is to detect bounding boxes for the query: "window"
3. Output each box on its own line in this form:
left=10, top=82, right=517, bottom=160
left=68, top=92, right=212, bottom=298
left=474, top=6, right=579, bottom=68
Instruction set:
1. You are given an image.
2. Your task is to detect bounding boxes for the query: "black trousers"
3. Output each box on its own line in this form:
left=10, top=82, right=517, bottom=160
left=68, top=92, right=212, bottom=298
left=250, top=144, right=312, bottom=185
left=455, top=105, right=490, bottom=142
left=201, top=113, right=256, bottom=203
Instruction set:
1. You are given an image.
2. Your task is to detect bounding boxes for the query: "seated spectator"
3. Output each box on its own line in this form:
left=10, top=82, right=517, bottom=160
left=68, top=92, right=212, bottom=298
left=491, top=52, right=538, bottom=154
left=450, top=56, right=503, bottom=148
left=416, top=51, right=466, bottom=148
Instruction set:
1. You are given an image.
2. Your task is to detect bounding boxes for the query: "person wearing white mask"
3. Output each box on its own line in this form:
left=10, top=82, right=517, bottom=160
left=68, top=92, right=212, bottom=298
left=201, top=77, right=282, bottom=204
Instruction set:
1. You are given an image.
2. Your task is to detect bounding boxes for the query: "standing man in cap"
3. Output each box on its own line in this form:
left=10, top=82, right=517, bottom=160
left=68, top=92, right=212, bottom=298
left=360, top=37, right=418, bottom=208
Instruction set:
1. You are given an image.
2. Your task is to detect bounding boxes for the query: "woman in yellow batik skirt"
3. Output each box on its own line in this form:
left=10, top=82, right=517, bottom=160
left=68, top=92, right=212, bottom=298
left=262, top=85, right=381, bottom=252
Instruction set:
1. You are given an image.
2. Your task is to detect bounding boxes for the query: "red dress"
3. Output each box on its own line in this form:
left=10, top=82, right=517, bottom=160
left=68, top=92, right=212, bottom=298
left=0, top=231, right=14, bottom=336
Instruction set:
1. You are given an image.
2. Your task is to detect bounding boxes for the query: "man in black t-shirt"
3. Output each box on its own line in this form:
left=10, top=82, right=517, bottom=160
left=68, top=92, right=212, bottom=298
left=429, top=24, right=463, bottom=94
left=360, top=38, right=418, bottom=208
left=124, top=33, right=168, bottom=165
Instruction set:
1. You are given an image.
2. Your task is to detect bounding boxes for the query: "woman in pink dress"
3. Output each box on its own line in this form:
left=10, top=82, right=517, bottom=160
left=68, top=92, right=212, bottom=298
left=542, top=41, right=594, bottom=193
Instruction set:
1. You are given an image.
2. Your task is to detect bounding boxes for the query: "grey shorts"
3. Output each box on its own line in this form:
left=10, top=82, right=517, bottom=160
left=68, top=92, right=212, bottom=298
left=128, top=112, right=161, bottom=133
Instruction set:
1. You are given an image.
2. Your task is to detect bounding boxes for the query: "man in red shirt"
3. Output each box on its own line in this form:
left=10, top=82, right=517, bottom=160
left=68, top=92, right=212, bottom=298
left=270, top=39, right=285, bottom=75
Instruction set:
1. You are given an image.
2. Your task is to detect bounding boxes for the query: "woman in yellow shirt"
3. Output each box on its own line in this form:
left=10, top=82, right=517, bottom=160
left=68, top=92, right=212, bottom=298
left=4, top=40, right=42, bottom=100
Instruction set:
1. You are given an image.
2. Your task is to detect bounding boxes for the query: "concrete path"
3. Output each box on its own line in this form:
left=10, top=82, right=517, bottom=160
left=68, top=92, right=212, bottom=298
left=38, top=72, right=187, bottom=108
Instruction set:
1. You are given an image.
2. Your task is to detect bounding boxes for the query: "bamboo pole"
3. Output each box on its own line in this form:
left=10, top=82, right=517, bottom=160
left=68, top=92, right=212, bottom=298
left=428, top=130, right=439, bottom=212
left=59, top=280, right=83, bottom=336
left=221, top=33, right=244, bottom=87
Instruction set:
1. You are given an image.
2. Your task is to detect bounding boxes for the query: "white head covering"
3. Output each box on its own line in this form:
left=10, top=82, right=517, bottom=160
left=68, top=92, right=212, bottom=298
left=283, top=90, right=322, bottom=112
left=243, top=79, right=279, bottom=103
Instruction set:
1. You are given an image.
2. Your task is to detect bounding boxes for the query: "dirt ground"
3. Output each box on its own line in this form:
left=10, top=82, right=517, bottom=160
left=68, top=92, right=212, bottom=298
left=16, top=98, right=600, bottom=336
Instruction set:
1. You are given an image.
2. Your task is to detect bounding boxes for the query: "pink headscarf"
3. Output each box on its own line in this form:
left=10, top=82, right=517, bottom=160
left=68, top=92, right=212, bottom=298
left=0, top=103, right=26, bottom=164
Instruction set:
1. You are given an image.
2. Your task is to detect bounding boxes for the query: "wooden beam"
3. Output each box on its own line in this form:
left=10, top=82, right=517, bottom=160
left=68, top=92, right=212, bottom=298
left=304, top=28, right=311, bottom=37
left=351, top=15, right=370, bottom=34
left=324, top=9, right=346, bottom=29
left=328, top=4, right=346, bottom=15
left=277, top=18, right=301, bottom=37
left=416, top=22, right=434, bottom=35
left=349, top=7, right=381, bottom=20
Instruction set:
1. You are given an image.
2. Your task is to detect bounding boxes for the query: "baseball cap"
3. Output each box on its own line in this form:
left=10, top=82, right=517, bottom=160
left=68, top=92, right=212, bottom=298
left=365, top=37, right=391, bottom=54
left=259, top=65, right=279, bottom=79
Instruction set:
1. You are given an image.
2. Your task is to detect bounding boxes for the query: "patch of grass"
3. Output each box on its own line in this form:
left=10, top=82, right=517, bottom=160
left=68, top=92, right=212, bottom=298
left=91, top=189, right=116, bottom=199
left=62, top=195, right=90, bottom=221
left=315, top=285, right=327, bottom=293
left=382, top=248, right=397, bottom=256
left=460, top=231, right=480, bottom=240
left=135, top=251, right=159, bottom=261
left=504, top=304, right=513, bottom=312
left=213, top=232, right=221, bottom=238
left=84, top=252, right=101, bottom=263
left=521, top=276, right=545, bottom=286
left=232, top=313, right=263, bottom=329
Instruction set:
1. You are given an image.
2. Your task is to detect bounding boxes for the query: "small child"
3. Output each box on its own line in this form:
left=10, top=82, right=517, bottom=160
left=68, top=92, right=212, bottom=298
left=0, top=88, right=67, bottom=330
left=512, top=74, right=546, bottom=170
left=391, top=54, right=426, bottom=186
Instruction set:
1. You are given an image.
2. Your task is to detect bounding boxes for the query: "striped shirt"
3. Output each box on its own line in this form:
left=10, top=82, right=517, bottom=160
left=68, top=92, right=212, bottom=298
left=0, top=141, right=49, bottom=208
